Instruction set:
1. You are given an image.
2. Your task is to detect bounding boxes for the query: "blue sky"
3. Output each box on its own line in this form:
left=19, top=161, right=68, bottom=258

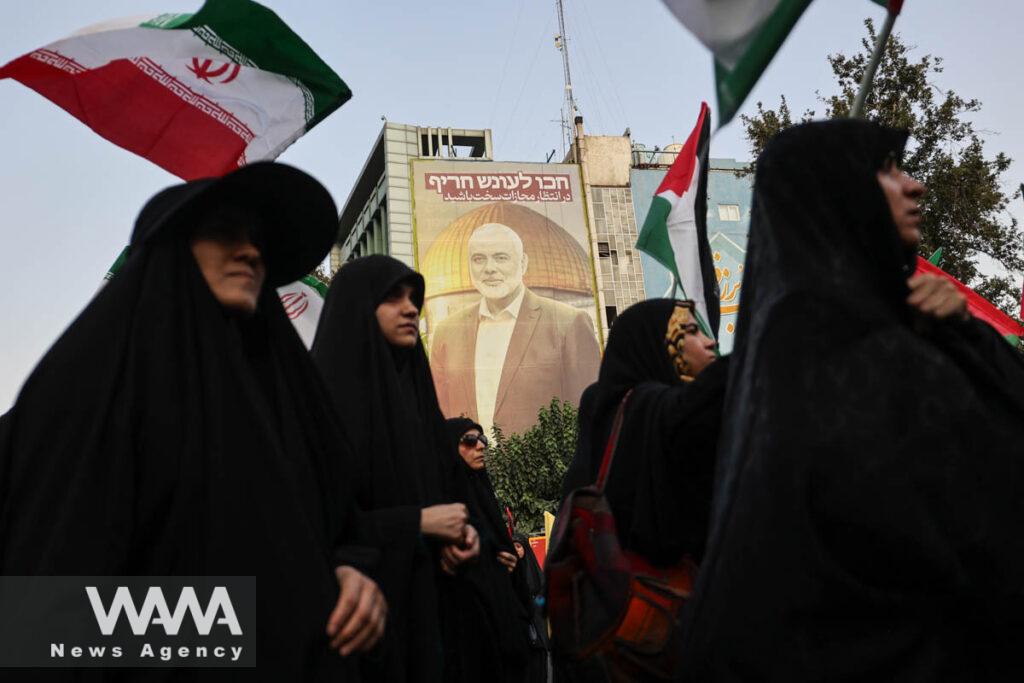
left=2, top=0, right=1022, bottom=409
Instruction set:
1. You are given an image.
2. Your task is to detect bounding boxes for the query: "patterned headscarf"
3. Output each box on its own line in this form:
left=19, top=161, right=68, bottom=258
left=665, top=300, right=700, bottom=382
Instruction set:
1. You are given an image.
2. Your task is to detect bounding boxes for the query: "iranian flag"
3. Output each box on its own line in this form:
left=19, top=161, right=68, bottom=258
left=660, top=0, right=813, bottom=125
left=0, top=0, right=350, bottom=180
left=636, top=102, right=719, bottom=339
left=278, top=275, right=327, bottom=350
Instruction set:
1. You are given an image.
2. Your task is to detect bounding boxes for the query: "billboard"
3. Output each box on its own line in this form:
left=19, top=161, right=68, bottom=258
left=412, top=160, right=602, bottom=438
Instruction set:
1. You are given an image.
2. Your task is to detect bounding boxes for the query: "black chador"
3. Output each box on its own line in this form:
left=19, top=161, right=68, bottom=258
left=512, top=531, right=550, bottom=683
left=440, top=418, right=530, bottom=683
left=561, top=299, right=729, bottom=567
left=0, top=163, right=375, bottom=680
left=681, top=120, right=1024, bottom=680
left=312, top=256, right=461, bottom=683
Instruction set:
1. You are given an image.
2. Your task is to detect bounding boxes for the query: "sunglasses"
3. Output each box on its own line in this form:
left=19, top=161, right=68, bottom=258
left=460, top=433, right=489, bottom=448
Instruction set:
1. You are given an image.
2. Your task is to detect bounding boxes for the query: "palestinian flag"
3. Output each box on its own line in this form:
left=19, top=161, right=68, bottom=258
left=660, top=0, right=813, bottom=125
left=278, top=275, right=327, bottom=349
left=636, top=102, right=719, bottom=339
left=0, top=0, right=350, bottom=180
left=914, top=256, right=1024, bottom=346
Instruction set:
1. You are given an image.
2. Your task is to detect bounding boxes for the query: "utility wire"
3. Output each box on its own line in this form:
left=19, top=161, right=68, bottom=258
left=575, top=0, right=631, bottom=128
left=565, top=1, right=612, bottom=133
left=501, top=11, right=556, bottom=158
left=564, top=0, right=620, bottom=134
left=488, top=0, right=527, bottom=130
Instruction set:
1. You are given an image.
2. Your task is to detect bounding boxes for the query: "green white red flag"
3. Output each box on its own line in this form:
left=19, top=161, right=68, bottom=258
left=914, top=256, right=1024, bottom=346
left=0, top=0, right=350, bottom=180
left=635, top=102, right=719, bottom=339
left=278, top=276, right=328, bottom=349
left=659, top=0, right=814, bottom=125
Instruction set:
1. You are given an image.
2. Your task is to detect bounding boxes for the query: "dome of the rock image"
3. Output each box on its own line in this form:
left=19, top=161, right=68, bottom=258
left=420, top=201, right=592, bottom=299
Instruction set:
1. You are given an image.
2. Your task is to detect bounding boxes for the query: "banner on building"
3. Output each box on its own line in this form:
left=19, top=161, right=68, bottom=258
left=412, top=160, right=602, bottom=438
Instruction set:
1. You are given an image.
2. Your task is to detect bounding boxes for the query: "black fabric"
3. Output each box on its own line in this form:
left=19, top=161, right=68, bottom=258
left=681, top=119, right=1024, bottom=681
left=129, top=160, right=339, bottom=287
left=693, top=110, right=721, bottom=339
left=512, top=533, right=544, bottom=602
left=513, top=533, right=550, bottom=683
left=312, top=256, right=457, bottom=683
left=561, top=299, right=730, bottom=566
left=312, top=255, right=451, bottom=510
left=445, top=417, right=514, bottom=555
left=0, top=180, right=364, bottom=680
left=440, top=418, right=529, bottom=683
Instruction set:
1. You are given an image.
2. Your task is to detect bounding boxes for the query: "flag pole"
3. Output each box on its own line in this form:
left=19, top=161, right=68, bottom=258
left=850, top=1, right=904, bottom=119
left=1019, top=184, right=1024, bottom=320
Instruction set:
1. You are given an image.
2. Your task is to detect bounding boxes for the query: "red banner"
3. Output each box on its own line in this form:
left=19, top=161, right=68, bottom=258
left=528, top=535, right=547, bottom=570
left=914, top=256, right=1024, bottom=339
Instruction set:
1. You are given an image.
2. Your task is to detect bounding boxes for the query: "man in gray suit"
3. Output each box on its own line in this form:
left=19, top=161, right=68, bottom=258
left=430, top=222, right=601, bottom=437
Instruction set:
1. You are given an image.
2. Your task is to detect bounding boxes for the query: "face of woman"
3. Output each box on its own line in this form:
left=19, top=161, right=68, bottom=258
left=877, top=162, right=926, bottom=248
left=458, top=429, right=487, bottom=470
left=513, top=541, right=525, bottom=559
left=190, top=229, right=266, bottom=316
left=375, top=283, right=420, bottom=348
left=681, top=327, right=718, bottom=378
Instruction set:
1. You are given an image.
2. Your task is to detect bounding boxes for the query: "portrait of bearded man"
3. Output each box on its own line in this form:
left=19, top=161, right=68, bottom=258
left=429, top=222, right=601, bottom=437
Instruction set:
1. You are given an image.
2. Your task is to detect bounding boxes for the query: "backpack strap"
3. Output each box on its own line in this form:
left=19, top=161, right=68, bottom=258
left=595, top=389, right=633, bottom=493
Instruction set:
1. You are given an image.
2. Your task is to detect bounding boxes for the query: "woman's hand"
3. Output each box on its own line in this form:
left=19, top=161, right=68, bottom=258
left=907, top=273, right=969, bottom=321
left=440, top=524, right=481, bottom=575
left=420, top=503, right=469, bottom=543
left=496, top=550, right=518, bottom=573
left=326, top=566, right=387, bottom=657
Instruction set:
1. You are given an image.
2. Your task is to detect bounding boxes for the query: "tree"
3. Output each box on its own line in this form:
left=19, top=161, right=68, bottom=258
left=487, top=399, right=578, bottom=535
left=309, top=263, right=333, bottom=288
left=741, top=19, right=1023, bottom=317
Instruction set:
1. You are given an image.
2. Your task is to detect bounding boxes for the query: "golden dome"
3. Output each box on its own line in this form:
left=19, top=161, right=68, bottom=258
left=421, top=202, right=592, bottom=299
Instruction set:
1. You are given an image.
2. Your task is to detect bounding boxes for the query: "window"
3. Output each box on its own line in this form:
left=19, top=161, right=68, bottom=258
left=605, top=306, right=618, bottom=326
left=597, top=241, right=610, bottom=257
left=718, top=204, right=741, bottom=221
left=610, top=249, right=619, bottom=266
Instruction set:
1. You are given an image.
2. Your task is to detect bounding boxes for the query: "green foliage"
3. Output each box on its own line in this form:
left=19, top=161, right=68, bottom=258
left=487, top=398, right=579, bottom=535
left=740, top=19, right=1024, bottom=318
left=309, top=264, right=333, bottom=288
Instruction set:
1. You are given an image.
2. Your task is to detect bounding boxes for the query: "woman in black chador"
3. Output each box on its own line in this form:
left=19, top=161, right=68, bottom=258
left=441, top=417, right=531, bottom=683
left=512, top=532, right=550, bottom=683
left=681, top=120, right=1024, bottom=680
left=311, top=256, right=480, bottom=683
left=562, top=299, right=725, bottom=567
left=0, top=162, right=385, bottom=679
left=554, top=298, right=725, bottom=681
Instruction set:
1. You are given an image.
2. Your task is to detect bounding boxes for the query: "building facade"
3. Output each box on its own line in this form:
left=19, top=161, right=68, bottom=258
left=333, top=120, right=752, bottom=350
left=332, top=124, right=492, bottom=271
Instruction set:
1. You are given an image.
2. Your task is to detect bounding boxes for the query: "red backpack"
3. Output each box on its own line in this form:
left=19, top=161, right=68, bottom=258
left=545, top=392, right=698, bottom=680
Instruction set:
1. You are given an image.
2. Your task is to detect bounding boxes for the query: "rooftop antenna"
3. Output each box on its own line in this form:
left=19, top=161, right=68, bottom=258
left=554, top=0, right=578, bottom=158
